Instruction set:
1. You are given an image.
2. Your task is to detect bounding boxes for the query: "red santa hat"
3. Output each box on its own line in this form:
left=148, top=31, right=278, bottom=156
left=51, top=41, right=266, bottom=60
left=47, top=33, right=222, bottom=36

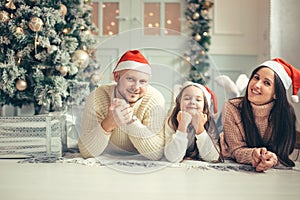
left=258, top=58, right=300, bottom=103
left=182, top=81, right=218, bottom=114
left=113, top=50, right=151, bottom=75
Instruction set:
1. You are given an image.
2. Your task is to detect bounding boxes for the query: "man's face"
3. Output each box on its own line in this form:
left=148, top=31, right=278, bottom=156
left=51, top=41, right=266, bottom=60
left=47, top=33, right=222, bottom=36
left=114, top=69, right=150, bottom=104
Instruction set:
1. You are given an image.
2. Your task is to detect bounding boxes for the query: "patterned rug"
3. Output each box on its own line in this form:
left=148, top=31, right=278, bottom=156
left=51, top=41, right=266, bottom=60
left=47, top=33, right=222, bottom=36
left=17, top=152, right=300, bottom=173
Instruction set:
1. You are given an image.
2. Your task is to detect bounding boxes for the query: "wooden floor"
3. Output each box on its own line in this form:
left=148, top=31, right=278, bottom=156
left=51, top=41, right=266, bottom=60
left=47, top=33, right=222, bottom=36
left=0, top=158, right=299, bottom=200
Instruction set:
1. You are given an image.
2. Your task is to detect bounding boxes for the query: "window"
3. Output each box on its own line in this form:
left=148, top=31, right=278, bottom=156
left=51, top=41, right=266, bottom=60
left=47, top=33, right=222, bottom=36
left=91, top=1, right=181, bottom=36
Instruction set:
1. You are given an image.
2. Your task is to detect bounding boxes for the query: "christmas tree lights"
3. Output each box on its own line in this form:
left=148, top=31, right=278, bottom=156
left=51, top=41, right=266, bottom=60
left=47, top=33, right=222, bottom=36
left=184, top=0, right=214, bottom=84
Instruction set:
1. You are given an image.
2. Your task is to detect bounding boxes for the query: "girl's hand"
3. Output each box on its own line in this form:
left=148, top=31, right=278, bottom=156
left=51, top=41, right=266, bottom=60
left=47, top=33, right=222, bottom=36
left=190, top=109, right=207, bottom=134
left=177, top=111, right=192, bottom=132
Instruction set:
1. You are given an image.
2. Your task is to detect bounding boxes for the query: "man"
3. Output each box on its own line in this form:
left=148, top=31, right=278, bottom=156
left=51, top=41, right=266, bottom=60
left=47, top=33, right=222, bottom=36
left=78, top=50, right=166, bottom=160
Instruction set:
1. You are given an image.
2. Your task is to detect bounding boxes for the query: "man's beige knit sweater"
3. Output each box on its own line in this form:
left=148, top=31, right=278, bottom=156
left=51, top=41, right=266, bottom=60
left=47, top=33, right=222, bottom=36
left=222, top=98, right=274, bottom=164
left=78, top=83, right=166, bottom=160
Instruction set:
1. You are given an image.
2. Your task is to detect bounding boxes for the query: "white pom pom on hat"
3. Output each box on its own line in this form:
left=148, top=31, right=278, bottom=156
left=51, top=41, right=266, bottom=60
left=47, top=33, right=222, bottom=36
left=112, top=50, right=151, bottom=75
left=258, top=58, right=300, bottom=103
left=182, top=81, right=218, bottom=114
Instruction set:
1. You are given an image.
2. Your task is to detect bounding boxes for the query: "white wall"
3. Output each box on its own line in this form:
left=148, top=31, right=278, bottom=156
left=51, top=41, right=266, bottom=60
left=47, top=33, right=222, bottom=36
left=271, top=0, right=300, bottom=129
left=209, top=0, right=269, bottom=111
left=209, top=0, right=300, bottom=128
left=271, top=0, right=300, bottom=65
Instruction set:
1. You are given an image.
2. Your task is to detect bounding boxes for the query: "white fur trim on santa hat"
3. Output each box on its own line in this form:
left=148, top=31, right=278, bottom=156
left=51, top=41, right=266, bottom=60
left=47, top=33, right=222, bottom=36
left=182, top=81, right=212, bottom=108
left=259, top=60, right=292, bottom=90
left=291, top=95, right=299, bottom=103
left=113, top=60, right=151, bottom=75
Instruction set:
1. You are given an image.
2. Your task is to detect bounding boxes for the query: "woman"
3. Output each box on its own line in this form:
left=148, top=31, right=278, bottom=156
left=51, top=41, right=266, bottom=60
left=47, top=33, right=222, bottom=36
left=220, top=58, right=300, bottom=172
left=164, top=81, right=221, bottom=163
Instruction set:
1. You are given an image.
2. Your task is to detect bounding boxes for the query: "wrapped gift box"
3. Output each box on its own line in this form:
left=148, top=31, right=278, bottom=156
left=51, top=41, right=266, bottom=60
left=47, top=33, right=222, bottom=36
left=0, top=112, right=66, bottom=158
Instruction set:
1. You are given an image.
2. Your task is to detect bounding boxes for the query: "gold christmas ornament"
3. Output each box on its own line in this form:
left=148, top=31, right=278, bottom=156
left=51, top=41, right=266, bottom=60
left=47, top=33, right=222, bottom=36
left=72, top=50, right=90, bottom=69
left=16, top=51, right=23, bottom=58
left=29, top=17, right=44, bottom=32
left=62, top=27, right=70, bottom=34
left=201, top=9, right=208, bottom=16
left=0, top=10, right=10, bottom=22
left=192, top=12, right=200, bottom=20
left=58, top=66, right=68, bottom=76
left=203, top=1, right=214, bottom=9
left=17, top=51, right=22, bottom=64
left=16, top=79, right=27, bottom=91
left=194, top=33, right=201, bottom=41
left=60, top=4, right=67, bottom=17
left=15, top=27, right=24, bottom=34
left=5, top=0, right=16, bottom=10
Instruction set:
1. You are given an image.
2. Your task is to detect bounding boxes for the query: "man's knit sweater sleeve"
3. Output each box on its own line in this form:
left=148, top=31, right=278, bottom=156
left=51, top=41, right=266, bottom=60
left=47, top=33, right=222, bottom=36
left=78, top=87, right=112, bottom=158
left=222, top=100, right=254, bottom=164
left=122, top=86, right=166, bottom=160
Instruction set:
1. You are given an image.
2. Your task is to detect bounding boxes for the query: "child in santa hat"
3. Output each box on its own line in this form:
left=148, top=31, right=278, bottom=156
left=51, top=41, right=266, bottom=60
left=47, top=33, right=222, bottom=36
left=164, top=81, right=222, bottom=163
left=220, top=58, right=300, bottom=172
left=78, top=50, right=166, bottom=161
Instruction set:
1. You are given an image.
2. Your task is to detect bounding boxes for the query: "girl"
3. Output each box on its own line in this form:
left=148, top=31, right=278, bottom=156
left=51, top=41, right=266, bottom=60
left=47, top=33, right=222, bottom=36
left=164, top=81, right=221, bottom=163
left=220, top=58, right=300, bottom=172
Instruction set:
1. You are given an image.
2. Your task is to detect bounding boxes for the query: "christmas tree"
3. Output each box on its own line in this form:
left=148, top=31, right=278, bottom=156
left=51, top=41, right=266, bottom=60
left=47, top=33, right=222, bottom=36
left=184, top=0, right=214, bottom=84
left=0, top=0, right=98, bottom=114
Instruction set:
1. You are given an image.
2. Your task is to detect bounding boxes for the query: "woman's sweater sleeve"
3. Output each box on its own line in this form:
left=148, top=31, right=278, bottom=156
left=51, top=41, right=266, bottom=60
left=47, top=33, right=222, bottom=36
left=222, top=101, right=254, bottom=164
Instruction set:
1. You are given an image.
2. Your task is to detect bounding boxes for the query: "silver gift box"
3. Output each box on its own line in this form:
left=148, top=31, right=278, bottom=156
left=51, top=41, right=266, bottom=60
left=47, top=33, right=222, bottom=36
left=0, top=112, right=66, bottom=158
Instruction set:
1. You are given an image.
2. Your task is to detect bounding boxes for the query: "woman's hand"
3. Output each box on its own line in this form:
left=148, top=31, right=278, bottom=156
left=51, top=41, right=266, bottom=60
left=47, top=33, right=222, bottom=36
left=252, top=147, right=278, bottom=172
